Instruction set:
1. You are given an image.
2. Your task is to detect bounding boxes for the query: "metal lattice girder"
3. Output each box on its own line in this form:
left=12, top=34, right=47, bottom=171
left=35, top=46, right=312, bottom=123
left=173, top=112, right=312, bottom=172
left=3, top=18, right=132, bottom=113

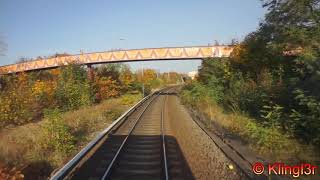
left=0, top=45, right=234, bottom=74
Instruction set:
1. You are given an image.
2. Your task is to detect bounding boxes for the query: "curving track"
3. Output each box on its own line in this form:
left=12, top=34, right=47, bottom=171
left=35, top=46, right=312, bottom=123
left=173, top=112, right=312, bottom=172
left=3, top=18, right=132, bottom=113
left=51, top=87, right=261, bottom=180
left=53, top=88, right=192, bottom=180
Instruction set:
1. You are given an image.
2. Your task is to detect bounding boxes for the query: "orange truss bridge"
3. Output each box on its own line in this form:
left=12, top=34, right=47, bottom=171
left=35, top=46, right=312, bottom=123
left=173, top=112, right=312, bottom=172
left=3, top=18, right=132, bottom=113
left=0, top=45, right=234, bottom=75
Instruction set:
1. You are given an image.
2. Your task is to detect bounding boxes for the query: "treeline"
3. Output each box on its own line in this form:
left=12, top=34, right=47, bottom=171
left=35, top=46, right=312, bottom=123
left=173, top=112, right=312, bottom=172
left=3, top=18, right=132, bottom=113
left=0, top=63, right=183, bottom=129
left=182, top=0, right=320, bottom=155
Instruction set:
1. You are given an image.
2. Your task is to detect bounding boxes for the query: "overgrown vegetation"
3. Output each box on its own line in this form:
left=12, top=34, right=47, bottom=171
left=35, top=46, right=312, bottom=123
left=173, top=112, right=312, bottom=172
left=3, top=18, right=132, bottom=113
left=41, top=109, right=76, bottom=159
left=0, top=61, right=184, bottom=178
left=0, top=94, right=141, bottom=179
left=0, top=66, right=94, bottom=128
left=181, top=0, right=320, bottom=163
left=55, top=66, right=93, bottom=110
left=0, top=63, right=183, bottom=129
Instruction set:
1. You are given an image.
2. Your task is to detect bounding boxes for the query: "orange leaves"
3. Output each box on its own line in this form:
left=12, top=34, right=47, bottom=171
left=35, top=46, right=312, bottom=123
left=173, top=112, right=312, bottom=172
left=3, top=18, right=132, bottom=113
left=95, top=77, right=121, bottom=99
left=0, top=166, right=24, bottom=180
left=50, top=69, right=61, bottom=77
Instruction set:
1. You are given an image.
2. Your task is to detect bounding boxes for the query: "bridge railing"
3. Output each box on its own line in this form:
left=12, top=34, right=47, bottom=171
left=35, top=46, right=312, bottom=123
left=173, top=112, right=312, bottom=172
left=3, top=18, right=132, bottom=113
left=0, top=46, right=234, bottom=74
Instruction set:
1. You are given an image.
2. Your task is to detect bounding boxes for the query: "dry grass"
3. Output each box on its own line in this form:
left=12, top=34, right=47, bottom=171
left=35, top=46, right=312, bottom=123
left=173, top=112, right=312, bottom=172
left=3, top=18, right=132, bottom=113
left=0, top=122, right=42, bottom=165
left=188, top=101, right=319, bottom=164
left=0, top=94, right=141, bottom=178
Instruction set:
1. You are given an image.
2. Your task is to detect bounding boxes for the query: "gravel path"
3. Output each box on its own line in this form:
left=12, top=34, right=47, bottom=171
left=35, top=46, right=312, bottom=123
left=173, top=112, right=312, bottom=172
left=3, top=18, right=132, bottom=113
left=164, top=93, right=244, bottom=180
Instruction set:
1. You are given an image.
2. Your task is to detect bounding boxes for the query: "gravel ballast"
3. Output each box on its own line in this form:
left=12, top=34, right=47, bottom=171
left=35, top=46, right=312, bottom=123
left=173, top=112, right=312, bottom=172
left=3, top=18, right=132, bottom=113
left=164, top=94, right=244, bottom=180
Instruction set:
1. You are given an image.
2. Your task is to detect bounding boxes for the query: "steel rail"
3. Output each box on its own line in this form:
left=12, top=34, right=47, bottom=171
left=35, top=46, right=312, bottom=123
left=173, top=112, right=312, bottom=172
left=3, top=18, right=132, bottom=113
left=101, top=91, right=162, bottom=180
left=161, top=92, right=169, bottom=180
left=50, top=90, right=159, bottom=180
left=189, top=109, right=265, bottom=180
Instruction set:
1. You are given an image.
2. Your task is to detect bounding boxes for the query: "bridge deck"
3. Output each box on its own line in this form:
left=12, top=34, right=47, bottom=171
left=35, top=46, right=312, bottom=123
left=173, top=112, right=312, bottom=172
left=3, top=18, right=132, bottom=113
left=0, top=46, right=234, bottom=74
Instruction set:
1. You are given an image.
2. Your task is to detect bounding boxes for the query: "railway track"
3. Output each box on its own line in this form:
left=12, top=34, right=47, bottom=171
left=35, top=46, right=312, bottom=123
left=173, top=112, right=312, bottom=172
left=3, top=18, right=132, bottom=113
left=51, top=87, right=192, bottom=180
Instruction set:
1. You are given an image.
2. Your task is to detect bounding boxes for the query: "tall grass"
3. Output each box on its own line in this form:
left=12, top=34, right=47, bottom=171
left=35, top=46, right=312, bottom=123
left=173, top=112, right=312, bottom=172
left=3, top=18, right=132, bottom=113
left=181, top=84, right=318, bottom=164
left=0, top=94, right=141, bottom=177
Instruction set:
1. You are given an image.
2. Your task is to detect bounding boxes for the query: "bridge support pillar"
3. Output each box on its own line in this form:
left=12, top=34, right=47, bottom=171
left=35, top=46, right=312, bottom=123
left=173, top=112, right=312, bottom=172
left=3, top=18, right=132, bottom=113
left=87, top=64, right=94, bottom=82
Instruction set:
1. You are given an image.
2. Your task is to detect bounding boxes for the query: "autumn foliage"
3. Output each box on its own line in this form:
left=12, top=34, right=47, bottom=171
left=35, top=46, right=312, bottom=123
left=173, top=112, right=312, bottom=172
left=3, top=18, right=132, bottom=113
left=181, top=0, right=320, bottom=162
left=95, top=77, right=121, bottom=99
left=0, top=65, right=92, bottom=128
left=0, top=63, right=184, bottom=129
left=0, top=73, right=35, bottom=127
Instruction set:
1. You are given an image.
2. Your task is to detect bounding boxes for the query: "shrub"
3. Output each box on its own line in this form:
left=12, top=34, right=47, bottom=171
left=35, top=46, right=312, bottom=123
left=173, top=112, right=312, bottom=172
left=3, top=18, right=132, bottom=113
left=41, top=109, right=75, bottom=156
left=260, top=103, right=284, bottom=128
left=0, top=74, right=35, bottom=128
left=55, top=65, right=93, bottom=110
left=243, top=120, right=290, bottom=156
left=31, top=80, right=57, bottom=107
left=181, top=82, right=223, bottom=108
left=289, top=89, right=320, bottom=146
left=120, top=94, right=142, bottom=105
left=180, top=82, right=317, bottom=162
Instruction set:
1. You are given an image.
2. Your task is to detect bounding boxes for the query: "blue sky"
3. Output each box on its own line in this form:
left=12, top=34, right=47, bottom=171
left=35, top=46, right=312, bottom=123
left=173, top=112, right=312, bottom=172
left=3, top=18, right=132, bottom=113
left=0, top=0, right=266, bottom=72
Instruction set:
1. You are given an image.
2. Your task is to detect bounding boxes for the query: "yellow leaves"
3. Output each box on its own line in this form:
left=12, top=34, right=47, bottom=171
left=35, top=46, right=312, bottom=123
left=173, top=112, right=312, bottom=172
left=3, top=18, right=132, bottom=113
left=136, top=69, right=157, bottom=85
left=32, top=80, right=45, bottom=95
left=17, top=72, right=28, bottom=84
left=0, top=91, right=29, bottom=127
left=120, top=70, right=134, bottom=88
left=143, top=69, right=157, bottom=83
left=0, top=73, right=36, bottom=128
left=230, top=44, right=247, bottom=64
left=31, top=80, right=57, bottom=105
left=221, top=62, right=232, bottom=79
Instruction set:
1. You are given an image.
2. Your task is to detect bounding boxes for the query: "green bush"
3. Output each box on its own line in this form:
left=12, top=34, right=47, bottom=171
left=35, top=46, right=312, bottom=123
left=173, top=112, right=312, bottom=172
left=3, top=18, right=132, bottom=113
left=260, top=103, right=284, bottom=128
left=244, top=120, right=290, bottom=155
left=55, top=65, right=93, bottom=111
left=289, top=89, right=320, bottom=146
left=120, top=94, right=142, bottom=105
left=180, top=83, right=310, bottom=161
left=41, top=109, right=75, bottom=156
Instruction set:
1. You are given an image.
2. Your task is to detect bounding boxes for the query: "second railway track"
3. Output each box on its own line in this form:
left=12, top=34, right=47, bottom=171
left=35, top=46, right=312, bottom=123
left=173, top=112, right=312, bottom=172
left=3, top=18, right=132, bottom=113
left=57, top=87, right=191, bottom=180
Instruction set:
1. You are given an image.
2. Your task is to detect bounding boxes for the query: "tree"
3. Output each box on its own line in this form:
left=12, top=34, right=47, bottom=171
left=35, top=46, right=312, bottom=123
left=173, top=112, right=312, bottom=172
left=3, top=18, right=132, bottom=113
left=192, top=0, right=320, bottom=147
left=96, top=64, right=122, bottom=82
left=119, top=64, right=134, bottom=91
left=95, top=76, right=121, bottom=99
left=162, top=72, right=180, bottom=84
left=259, top=0, right=320, bottom=93
left=95, top=64, right=124, bottom=99
left=136, top=69, right=157, bottom=85
left=0, top=73, right=36, bottom=127
left=55, top=65, right=93, bottom=110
